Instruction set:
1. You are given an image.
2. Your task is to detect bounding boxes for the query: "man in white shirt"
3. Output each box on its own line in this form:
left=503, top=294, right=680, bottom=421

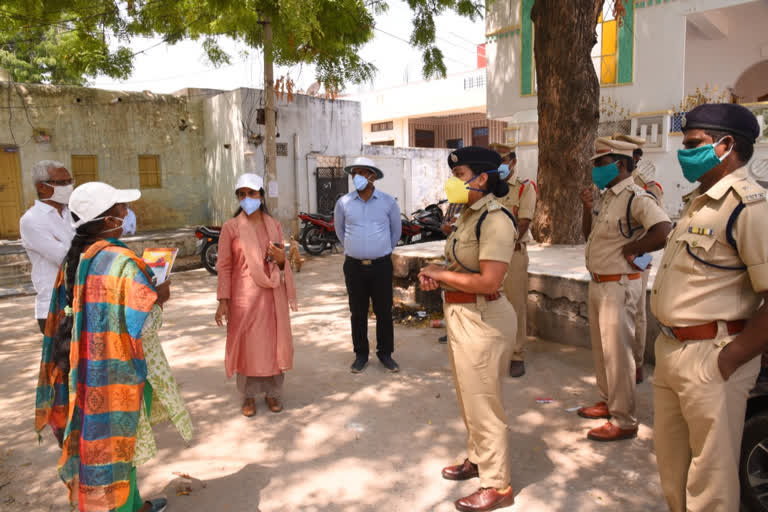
left=19, top=161, right=76, bottom=334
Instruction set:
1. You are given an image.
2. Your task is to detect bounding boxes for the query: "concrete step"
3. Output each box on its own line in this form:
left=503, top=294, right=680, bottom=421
left=0, top=228, right=203, bottom=299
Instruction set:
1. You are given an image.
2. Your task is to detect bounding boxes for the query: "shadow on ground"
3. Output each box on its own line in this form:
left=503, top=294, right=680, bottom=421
left=0, top=254, right=665, bottom=511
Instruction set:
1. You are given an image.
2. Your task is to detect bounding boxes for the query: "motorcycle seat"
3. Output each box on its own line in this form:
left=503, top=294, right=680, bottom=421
left=199, top=226, right=221, bottom=236
left=308, top=213, right=333, bottom=222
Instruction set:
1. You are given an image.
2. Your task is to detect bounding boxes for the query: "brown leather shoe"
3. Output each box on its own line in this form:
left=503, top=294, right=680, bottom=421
left=577, top=401, right=610, bottom=419
left=265, top=396, right=283, bottom=413
left=241, top=398, right=256, bottom=417
left=587, top=421, right=638, bottom=442
left=636, top=367, right=644, bottom=384
left=455, top=486, right=515, bottom=512
left=441, top=459, right=479, bottom=481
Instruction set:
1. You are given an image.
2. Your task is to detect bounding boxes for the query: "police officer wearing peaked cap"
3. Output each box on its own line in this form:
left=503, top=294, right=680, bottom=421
left=419, top=146, right=518, bottom=512
left=490, top=142, right=537, bottom=378
left=650, top=103, right=768, bottom=512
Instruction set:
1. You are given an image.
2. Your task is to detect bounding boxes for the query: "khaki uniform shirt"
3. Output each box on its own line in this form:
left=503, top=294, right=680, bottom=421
left=443, top=194, right=518, bottom=291
left=651, top=167, right=768, bottom=327
left=586, top=176, right=671, bottom=275
left=633, top=173, right=664, bottom=207
left=498, top=174, right=536, bottom=243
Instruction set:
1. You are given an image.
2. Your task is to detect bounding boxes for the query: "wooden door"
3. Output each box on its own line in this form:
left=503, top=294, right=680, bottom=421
left=71, top=155, right=98, bottom=184
left=0, top=147, right=23, bottom=239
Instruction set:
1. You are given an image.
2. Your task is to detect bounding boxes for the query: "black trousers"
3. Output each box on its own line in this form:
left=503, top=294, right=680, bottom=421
left=343, top=255, right=394, bottom=356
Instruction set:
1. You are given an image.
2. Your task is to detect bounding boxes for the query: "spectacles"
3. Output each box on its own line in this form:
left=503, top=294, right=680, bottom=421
left=44, top=179, right=74, bottom=186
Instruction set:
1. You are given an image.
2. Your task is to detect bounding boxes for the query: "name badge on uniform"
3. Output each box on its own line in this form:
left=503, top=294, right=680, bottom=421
left=687, top=226, right=714, bottom=236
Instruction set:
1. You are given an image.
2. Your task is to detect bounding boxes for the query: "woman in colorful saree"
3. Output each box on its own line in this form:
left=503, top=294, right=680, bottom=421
left=215, top=173, right=297, bottom=417
left=35, top=182, right=193, bottom=512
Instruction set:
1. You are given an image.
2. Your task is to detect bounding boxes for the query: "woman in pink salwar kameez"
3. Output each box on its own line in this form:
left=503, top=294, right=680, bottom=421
left=215, top=174, right=297, bottom=417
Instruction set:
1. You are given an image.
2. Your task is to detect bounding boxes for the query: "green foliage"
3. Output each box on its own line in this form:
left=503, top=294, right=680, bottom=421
left=0, top=0, right=481, bottom=89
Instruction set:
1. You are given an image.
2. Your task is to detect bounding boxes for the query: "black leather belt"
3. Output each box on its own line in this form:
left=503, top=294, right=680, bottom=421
left=345, top=254, right=391, bottom=266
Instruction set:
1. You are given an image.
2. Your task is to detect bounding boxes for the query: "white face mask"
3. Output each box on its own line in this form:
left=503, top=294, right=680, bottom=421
left=43, top=183, right=73, bottom=205
left=92, top=216, right=125, bottom=237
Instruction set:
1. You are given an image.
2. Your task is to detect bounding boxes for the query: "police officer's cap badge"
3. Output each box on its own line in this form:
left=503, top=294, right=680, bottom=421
left=450, top=153, right=458, bottom=163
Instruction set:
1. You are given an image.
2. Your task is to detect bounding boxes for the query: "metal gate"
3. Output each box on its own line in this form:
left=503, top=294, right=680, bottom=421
left=316, top=167, right=347, bottom=215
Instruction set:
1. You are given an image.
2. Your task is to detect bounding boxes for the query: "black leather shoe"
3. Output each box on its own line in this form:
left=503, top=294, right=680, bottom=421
left=441, top=459, right=479, bottom=481
left=438, top=335, right=448, bottom=344
left=377, top=353, right=400, bottom=373
left=508, top=361, right=525, bottom=378
left=350, top=355, right=368, bottom=373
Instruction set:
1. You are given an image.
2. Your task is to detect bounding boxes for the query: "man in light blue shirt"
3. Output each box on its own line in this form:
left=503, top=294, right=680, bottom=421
left=335, top=157, right=402, bottom=374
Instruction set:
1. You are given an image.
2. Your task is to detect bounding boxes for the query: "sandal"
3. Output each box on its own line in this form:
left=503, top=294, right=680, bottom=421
left=241, top=397, right=256, bottom=417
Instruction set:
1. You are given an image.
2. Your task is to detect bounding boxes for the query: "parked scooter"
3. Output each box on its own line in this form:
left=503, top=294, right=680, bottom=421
left=195, top=226, right=221, bottom=275
left=298, top=212, right=339, bottom=255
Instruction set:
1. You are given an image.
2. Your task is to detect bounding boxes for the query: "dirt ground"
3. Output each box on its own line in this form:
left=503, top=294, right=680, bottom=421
left=0, top=253, right=666, bottom=511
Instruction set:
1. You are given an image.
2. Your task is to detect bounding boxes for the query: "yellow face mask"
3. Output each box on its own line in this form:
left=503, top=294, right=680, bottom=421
left=445, top=176, right=471, bottom=204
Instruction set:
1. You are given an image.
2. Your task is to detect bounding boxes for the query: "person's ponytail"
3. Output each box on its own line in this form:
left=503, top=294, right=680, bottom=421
left=492, top=179, right=510, bottom=198
left=51, top=213, right=107, bottom=373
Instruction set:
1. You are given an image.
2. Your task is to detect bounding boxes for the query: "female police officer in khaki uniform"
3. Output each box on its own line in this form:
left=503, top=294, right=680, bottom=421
left=419, top=147, right=518, bottom=512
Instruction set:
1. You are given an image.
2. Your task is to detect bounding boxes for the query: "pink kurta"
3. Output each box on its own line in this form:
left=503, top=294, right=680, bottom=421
left=217, top=213, right=296, bottom=378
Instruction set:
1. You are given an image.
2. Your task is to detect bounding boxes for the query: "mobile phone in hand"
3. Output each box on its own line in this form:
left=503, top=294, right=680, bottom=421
left=633, top=253, right=652, bottom=271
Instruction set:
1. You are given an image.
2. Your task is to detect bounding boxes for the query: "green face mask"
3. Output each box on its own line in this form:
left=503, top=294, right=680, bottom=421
left=677, top=137, right=733, bottom=183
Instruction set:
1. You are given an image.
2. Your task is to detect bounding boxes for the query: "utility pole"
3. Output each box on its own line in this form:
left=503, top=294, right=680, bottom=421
left=262, top=15, right=278, bottom=214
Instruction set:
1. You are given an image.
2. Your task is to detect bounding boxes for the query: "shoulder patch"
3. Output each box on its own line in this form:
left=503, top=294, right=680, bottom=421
left=628, top=184, right=651, bottom=198
left=732, top=179, right=767, bottom=204
left=486, top=199, right=503, bottom=212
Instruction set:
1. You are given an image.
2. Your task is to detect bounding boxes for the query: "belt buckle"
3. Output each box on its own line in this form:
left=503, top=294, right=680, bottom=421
left=361, top=259, right=373, bottom=266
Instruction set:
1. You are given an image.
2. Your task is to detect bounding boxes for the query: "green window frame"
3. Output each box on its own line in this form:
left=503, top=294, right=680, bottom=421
left=521, top=0, right=633, bottom=95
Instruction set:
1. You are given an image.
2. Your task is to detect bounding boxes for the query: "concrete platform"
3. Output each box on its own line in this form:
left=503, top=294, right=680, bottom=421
left=391, top=241, right=662, bottom=362
left=0, top=228, right=204, bottom=298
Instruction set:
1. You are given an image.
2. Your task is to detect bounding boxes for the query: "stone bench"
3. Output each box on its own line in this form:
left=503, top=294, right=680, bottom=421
left=392, top=241, right=662, bottom=362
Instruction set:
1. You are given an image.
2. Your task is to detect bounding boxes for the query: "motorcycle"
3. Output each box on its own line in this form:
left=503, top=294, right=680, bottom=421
left=195, top=226, right=221, bottom=275
left=408, top=200, right=448, bottom=243
left=400, top=214, right=424, bottom=245
left=298, top=212, right=339, bottom=255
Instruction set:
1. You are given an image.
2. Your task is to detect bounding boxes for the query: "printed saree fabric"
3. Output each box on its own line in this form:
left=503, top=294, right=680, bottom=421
left=35, top=239, right=158, bottom=511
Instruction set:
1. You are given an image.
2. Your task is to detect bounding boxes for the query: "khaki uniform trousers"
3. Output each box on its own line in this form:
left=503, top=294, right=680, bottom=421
left=502, top=244, right=529, bottom=362
left=653, top=330, right=761, bottom=512
left=445, top=296, right=515, bottom=489
left=587, top=277, right=641, bottom=429
left=633, top=268, right=651, bottom=368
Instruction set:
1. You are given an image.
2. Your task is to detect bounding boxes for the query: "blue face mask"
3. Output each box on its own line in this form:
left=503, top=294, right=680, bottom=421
left=498, top=164, right=510, bottom=180
left=677, top=137, right=733, bottom=183
left=240, top=197, right=261, bottom=215
left=591, top=161, right=620, bottom=190
left=353, top=174, right=370, bottom=191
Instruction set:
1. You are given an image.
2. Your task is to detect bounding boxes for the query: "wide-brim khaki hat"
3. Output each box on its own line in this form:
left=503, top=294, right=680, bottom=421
left=69, top=182, right=141, bottom=228
left=489, top=142, right=515, bottom=158
left=590, top=137, right=638, bottom=160
left=612, top=134, right=646, bottom=147
left=344, top=157, right=383, bottom=180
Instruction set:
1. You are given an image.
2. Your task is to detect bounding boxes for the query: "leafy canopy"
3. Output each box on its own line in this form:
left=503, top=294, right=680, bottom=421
left=0, top=0, right=483, bottom=88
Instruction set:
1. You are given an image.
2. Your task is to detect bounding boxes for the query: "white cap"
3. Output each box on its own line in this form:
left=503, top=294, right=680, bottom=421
left=235, top=173, right=264, bottom=192
left=69, top=182, right=141, bottom=228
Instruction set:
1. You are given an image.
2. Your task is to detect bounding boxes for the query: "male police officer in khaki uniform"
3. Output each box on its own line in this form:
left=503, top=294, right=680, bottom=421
left=490, top=143, right=537, bottom=378
left=651, top=103, right=767, bottom=512
left=578, top=137, right=671, bottom=441
left=614, top=134, right=666, bottom=383
left=419, top=147, right=518, bottom=512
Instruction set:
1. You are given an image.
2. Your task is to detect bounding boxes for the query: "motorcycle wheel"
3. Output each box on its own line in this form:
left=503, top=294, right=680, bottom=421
left=740, top=410, right=768, bottom=512
left=202, top=241, right=218, bottom=275
left=300, top=225, right=328, bottom=255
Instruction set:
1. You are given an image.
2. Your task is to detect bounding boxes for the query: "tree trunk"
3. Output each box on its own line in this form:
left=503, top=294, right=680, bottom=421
left=263, top=16, right=278, bottom=214
left=531, top=0, right=603, bottom=244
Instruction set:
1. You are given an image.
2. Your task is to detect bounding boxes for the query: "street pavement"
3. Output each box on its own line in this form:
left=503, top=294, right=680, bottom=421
left=0, top=253, right=665, bottom=511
